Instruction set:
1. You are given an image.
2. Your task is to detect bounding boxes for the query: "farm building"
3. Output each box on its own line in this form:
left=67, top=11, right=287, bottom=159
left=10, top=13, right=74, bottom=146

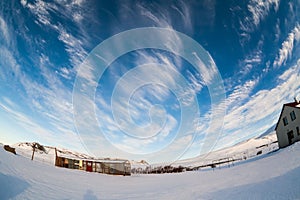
left=79, top=159, right=131, bottom=176
left=54, top=148, right=131, bottom=176
left=275, top=99, right=300, bottom=148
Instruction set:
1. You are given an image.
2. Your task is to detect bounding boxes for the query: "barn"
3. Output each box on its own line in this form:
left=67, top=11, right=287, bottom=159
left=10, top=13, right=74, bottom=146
left=54, top=148, right=131, bottom=176
left=275, top=99, right=300, bottom=148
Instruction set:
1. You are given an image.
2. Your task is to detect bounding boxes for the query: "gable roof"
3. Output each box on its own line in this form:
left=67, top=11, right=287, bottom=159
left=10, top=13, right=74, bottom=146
left=275, top=101, right=300, bottom=130
left=285, top=101, right=300, bottom=108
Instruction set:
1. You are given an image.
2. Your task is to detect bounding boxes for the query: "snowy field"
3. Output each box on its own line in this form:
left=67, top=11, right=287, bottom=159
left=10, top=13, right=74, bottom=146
left=1, top=141, right=300, bottom=200
left=172, top=132, right=278, bottom=168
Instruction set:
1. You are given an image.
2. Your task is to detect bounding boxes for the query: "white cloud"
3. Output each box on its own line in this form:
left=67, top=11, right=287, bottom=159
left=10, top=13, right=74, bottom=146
left=0, top=44, right=85, bottom=151
left=216, top=59, right=300, bottom=149
left=20, top=0, right=27, bottom=7
left=190, top=56, right=300, bottom=155
left=56, top=25, right=88, bottom=68
left=171, top=0, right=193, bottom=32
left=119, top=1, right=193, bottom=34
left=0, top=16, right=10, bottom=44
left=192, top=52, right=218, bottom=85
left=76, top=46, right=204, bottom=158
left=26, top=0, right=54, bottom=26
left=0, top=48, right=20, bottom=81
left=138, top=4, right=171, bottom=28
left=273, top=24, right=300, bottom=68
left=24, top=0, right=89, bottom=69
left=187, top=77, right=259, bottom=154
left=241, top=41, right=263, bottom=75
left=54, top=0, right=86, bottom=23
left=135, top=1, right=190, bottom=30
left=57, top=67, right=72, bottom=80
left=248, top=0, right=280, bottom=27
left=226, top=78, right=259, bottom=113
left=274, top=19, right=281, bottom=42
left=0, top=98, right=82, bottom=150
left=239, top=0, right=280, bottom=35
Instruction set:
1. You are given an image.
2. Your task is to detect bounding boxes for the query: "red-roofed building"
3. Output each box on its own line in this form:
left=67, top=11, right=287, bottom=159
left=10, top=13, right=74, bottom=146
left=275, top=99, right=300, bottom=148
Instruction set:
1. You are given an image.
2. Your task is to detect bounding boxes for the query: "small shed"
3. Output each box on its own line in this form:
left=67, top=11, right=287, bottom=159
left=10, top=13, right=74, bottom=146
left=275, top=99, right=300, bottom=148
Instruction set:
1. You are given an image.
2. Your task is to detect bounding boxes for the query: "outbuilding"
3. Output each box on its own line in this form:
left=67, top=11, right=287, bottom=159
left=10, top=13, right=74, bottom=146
left=79, top=159, right=131, bottom=176
left=54, top=148, right=131, bottom=176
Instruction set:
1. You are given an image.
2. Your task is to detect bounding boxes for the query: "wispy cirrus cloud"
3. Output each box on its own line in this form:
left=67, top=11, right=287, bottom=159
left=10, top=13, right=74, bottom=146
left=23, top=0, right=89, bottom=71
left=118, top=0, right=194, bottom=33
left=239, top=0, right=280, bottom=33
left=137, top=3, right=171, bottom=28
left=248, top=0, right=280, bottom=27
left=223, top=38, right=264, bottom=103
left=238, top=0, right=280, bottom=40
left=0, top=14, right=83, bottom=151
left=216, top=59, right=300, bottom=148
left=273, top=24, right=300, bottom=68
left=226, top=78, right=259, bottom=113
left=0, top=16, right=10, bottom=44
left=0, top=96, right=82, bottom=150
left=171, top=0, right=193, bottom=32
left=0, top=47, right=21, bottom=81
left=190, top=59, right=299, bottom=154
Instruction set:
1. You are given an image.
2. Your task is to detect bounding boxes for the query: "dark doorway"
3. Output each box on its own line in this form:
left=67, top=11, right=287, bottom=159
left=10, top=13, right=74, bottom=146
left=86, top=161, right=93, bottom=172
left=287, top=130, right=294, bottom=145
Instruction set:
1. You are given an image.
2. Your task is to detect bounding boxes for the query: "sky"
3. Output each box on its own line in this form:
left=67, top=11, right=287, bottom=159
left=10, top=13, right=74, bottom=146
left=0, top=0, right=299, bottom=163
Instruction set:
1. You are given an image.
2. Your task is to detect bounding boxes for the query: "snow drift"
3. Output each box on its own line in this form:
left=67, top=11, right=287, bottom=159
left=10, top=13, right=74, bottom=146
left=1, top=139, right=300, bottom=199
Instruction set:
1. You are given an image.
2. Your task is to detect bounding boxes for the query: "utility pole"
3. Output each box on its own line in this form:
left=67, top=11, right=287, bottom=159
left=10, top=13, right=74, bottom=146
left=31, top=144, right=36, bottom=160
left=55, top=147, right=58, bottom=166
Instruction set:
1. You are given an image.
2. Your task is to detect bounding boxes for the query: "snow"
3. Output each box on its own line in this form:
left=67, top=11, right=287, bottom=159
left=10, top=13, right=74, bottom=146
left=171, top=132, right=278, bottom=168
left=1, top=139, right=300, bottom=199
left=9, top=133, right=278, bottom=171
left=12, top=142, right=131, bottom=166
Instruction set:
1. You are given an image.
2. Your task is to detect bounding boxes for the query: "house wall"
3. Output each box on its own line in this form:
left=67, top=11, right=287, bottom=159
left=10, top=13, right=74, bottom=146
left=276, top=106, right=300, bottom=148
left=102, top=162, right=131, bottom=175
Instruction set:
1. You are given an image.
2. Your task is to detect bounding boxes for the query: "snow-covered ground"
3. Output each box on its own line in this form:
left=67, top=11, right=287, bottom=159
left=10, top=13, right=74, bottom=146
left=11, top=142, right=94, bottom=166
left=8, top=132, right=279, bottom=172
left=11, top=142, right=148, bottom=169
left=1, top=139, right=300, bottom=199
left=172, top=132, right=278, bottom=168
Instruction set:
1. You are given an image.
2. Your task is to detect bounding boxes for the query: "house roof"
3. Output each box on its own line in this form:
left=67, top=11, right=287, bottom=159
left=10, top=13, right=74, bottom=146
left=284, top=101, right=300, bottom=108
left=275, top=101, right=300, bottom=130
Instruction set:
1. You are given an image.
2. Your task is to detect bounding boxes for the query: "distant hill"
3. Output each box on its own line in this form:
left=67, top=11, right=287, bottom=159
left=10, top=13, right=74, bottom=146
left=257, top=124, right=276, bottom=139
left=172, top=131, right=278, bottom=168
left=11, top=142, right=146, bottom=168
left=11, top=142, right=98, bottom=165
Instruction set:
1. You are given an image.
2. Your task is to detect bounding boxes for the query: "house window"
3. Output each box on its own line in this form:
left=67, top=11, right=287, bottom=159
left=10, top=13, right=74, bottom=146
left=290, top=111, right=296, bottom=121
left=283, top=117, right=288, bottom=126
left=297, top=127, right=300, bottom=136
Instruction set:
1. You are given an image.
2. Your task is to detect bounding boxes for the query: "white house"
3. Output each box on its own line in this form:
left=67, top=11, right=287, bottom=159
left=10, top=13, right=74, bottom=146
left=275, top=99, right=300, bottom=148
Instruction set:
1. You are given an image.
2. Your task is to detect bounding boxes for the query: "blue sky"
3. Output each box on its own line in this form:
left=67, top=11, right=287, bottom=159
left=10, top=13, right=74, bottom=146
left=0, top=0, right=299, bottom=163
